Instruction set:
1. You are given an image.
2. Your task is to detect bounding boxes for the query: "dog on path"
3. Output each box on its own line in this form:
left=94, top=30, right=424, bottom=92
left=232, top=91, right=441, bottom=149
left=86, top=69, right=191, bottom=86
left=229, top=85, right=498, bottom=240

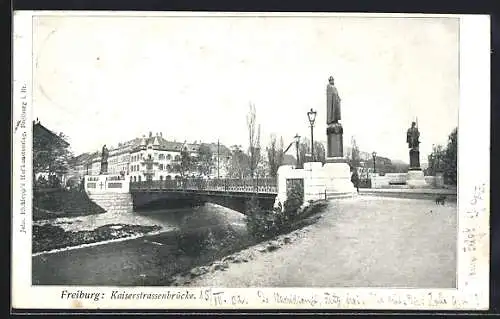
left=435, top=195, right=446, bottom=205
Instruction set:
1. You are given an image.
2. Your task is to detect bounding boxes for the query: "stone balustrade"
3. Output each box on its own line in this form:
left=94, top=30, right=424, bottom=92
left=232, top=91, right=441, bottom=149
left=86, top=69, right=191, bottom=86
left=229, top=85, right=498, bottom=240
left=84, top=175, right=130, bottom=194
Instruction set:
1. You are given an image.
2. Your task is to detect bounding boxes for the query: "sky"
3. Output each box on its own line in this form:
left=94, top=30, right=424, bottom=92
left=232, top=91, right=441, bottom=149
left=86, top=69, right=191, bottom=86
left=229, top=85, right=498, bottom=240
left=32, top=14, right=459, bottom=163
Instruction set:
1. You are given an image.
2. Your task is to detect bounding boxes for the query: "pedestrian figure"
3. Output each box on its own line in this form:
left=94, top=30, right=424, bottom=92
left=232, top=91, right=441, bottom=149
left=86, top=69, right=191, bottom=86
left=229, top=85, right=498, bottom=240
left=351, top=169, right=360, bottom=193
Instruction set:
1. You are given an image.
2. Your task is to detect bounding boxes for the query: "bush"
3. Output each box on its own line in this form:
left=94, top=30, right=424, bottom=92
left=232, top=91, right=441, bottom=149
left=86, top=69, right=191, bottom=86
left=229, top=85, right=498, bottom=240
left=245, top=196, right=268, bottom=240
left=245, top=181, right=305, bottom=240
left=283, top=182, right=304, bottom=222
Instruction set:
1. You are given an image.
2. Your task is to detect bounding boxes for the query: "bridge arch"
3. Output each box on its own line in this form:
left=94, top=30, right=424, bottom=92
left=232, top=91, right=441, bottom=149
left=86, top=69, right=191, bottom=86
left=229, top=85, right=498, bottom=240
left=129, top=178, right=278, bottom=214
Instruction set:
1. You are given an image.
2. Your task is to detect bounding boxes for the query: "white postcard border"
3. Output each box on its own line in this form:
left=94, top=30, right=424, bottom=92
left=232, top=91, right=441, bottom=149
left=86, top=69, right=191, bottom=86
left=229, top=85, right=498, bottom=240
left=11, top=11, right=490, bottom=310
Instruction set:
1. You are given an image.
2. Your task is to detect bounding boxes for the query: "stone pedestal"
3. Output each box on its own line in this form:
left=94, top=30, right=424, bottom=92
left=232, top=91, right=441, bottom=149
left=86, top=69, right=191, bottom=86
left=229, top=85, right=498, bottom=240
left=276, top=160, right=356, bottom=206
left=326, top=123, right=343, bottom=159
left=409, top=149, right=420, bottom=170
left=100, top=162, right=109, bottom=175
left=406, top=169, right=428, bottom=189
left=322, top=161, right=357, bottom=198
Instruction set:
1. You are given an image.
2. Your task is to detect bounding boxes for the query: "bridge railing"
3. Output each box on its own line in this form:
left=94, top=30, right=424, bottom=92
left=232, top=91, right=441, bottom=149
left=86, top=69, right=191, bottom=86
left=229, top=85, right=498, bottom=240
left=129, top=178, right=277, bottom=194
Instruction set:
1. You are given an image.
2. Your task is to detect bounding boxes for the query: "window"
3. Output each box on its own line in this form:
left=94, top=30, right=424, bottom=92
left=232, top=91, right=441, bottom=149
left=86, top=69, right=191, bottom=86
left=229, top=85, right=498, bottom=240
left=159, top=164, right=163, bottom=170
left=159, top=154, right=165, bottom=160
left=138, top=176, right=142, bottom=182
left=133, top=176, right=137, bottom=182
left=167, top=154, right=171, bottom=160
left=130, top=176, right=133, bottom=182
left=160, top=176, right=163, bottom=181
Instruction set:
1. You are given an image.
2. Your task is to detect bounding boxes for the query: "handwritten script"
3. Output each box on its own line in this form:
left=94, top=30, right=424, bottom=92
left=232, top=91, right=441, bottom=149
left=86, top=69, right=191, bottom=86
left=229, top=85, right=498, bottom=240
left=53, top=287, right=483, bottom=310
left=463, top=183, right=487, bottom=285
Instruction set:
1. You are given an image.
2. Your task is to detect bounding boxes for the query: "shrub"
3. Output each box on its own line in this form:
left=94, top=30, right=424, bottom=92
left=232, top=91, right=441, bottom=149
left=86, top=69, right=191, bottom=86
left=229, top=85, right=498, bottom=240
left=245, top=180, right=305, bottom=240
left=282, top=183, right=304, bottom=222
left=244, top=196, right=269, bottom=239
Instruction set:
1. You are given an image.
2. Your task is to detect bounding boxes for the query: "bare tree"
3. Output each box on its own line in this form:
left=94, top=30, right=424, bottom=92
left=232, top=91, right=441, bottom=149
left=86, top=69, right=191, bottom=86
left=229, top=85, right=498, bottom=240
left=347, top=136, right=361, bottom=168
left=267, top=134, right=285, bottom=178
left=227, top=145, right=250, bottom=178
left=298, top=137, right=310, bottom=168
left=247, top=102, right=261, bottom=178
left=314, top=141, right=326, bottom=164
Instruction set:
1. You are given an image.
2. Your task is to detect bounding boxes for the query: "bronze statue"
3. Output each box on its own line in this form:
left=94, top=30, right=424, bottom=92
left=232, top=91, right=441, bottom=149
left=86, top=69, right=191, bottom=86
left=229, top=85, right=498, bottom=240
left=406, top=122, right=420, bottom=150
left=326, top=76, right=341, bottom=124
left=100, top=144, right=109, bottom=174
left=406, top=122, right=421, bottom=169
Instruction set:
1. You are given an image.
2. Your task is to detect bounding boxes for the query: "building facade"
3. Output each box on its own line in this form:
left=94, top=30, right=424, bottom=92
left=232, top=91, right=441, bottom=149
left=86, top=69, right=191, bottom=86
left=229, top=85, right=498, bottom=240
left=70, top=132, right=233, bottom=182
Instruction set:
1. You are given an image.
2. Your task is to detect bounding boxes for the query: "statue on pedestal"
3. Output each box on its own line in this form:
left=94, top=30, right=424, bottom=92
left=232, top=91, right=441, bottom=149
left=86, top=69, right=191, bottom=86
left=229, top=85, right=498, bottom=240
left=100, top=144, right=109, bottom=175
left=406, top=122, right=421, bottom=169
left=326, top=76, right=344, bottom=159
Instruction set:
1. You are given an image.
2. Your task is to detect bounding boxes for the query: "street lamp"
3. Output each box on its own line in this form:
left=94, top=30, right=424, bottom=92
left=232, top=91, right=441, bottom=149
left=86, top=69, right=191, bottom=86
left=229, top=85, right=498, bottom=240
left=294, top=133, right=301, bottom=168
left=372, top=151, right=377, bottom=174
left=307, top=108, right=317, bottom=161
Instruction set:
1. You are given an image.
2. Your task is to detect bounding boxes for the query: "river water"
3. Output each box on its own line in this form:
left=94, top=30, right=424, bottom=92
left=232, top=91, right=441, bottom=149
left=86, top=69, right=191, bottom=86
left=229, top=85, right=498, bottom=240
left=32, top=204, right=258, bottom=286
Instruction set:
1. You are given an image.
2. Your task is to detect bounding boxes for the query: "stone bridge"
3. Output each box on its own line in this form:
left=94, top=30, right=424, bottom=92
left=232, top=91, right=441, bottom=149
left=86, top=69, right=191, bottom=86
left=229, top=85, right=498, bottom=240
left=129, top=178, right=278, bottom=214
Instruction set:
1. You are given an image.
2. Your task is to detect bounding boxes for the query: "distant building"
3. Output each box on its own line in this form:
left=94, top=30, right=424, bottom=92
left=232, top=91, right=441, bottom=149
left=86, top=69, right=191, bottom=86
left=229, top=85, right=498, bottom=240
left=201, top=142, right=232, bottom=178
left=70, top=132, right=232, bottom=181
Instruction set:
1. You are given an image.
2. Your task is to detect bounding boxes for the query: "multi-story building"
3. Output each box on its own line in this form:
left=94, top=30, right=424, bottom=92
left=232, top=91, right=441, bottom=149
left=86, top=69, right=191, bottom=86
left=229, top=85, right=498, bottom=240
left=70, top=132, right=233, bottom=182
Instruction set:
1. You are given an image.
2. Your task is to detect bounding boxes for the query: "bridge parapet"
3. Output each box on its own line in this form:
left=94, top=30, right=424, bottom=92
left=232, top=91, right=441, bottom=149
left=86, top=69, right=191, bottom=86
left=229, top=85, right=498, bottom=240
left=85, top=174, right=129, bottom=194
left=130, top=178, right=277, bottom=194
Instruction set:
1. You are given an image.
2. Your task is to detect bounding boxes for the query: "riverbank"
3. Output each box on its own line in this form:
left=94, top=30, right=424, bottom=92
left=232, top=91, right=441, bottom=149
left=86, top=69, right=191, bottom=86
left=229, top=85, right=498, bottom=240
left=168, top=201, right=327, bottom=285
left=170, top=224, right=314, bottom=286
left=32, top=201, right=327, bottom=285
left=33, top=223, right=163, bottom=254
left=181, top=196, right=457, bottom=288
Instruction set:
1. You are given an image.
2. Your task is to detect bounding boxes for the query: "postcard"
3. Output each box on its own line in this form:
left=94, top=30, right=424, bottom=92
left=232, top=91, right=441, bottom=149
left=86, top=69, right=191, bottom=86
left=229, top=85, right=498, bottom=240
left=12, top=11, right=490, bottom=310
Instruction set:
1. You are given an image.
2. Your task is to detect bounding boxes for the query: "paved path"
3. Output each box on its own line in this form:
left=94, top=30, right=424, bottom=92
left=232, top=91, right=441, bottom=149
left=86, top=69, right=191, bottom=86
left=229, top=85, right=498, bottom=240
left=189, top=196, right=457, bottom=288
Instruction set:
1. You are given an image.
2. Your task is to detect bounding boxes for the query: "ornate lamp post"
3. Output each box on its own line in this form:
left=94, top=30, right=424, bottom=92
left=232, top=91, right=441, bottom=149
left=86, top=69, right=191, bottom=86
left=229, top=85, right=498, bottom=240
left=294, top=133, right=301, bottom=168
left=372, top=151, right=377, bottom=174
left=307, top=108, right=317, bottom=161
